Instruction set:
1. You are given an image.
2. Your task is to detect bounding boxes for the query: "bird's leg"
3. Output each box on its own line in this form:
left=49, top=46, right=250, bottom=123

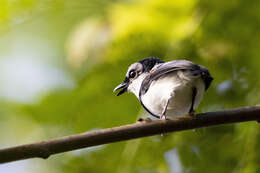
left=189, top=87, right=197, bottom=117
left=159, top=99, right=170, bottom=136
left=160, top=99, right=169, bottom=120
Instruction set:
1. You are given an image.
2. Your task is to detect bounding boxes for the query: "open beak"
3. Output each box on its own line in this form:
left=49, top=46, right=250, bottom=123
left=113, top=82, right=128, bottom=96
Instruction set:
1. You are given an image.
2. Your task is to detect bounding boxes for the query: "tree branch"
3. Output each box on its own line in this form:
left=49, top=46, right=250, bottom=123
left=0, top=106, right=260, bottom=164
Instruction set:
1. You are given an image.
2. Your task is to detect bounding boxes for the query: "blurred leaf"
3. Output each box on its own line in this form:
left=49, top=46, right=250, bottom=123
left=0, top=0, right=260, bottom=172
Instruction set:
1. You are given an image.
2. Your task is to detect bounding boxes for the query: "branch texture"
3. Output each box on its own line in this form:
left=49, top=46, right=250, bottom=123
left=0, top=106, right=260, bottom=164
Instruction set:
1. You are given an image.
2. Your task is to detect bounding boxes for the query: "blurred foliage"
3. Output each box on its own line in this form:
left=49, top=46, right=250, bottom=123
left=0, top=0, right=260, bottom=172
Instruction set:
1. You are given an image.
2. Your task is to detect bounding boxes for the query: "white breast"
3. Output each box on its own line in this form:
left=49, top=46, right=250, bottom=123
left=141, top=70, right=205, bottom=118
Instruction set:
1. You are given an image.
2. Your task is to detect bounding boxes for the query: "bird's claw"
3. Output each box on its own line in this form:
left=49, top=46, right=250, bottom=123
left=137, top=117, right=152, bottom=123
left=160, top=114, right=166, bottom=120
left=189, top=111, right=200, bottom=119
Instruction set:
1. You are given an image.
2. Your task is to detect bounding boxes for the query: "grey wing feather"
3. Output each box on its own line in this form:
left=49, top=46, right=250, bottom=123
left=151, top=60, right=200, bottom=78
left=139, top=60, right=212, bottom=97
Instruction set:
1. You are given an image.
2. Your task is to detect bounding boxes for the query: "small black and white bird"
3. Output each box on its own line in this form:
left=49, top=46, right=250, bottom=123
left=113, top=57, right=213, bottom=119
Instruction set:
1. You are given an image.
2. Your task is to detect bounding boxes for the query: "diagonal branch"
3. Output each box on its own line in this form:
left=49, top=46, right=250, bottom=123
left=0, top=105, right=260, bottom=164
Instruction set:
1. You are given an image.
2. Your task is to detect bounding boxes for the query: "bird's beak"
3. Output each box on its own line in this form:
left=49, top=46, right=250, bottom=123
left=113, top=82, right=128, bottom=96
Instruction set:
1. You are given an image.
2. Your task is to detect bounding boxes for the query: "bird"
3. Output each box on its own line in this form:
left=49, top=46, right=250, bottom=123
left=113, top=57, right=213, bottom=120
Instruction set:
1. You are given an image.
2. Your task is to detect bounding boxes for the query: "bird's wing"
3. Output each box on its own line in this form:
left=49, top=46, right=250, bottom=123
left=139, top=60, right=207, bottom=97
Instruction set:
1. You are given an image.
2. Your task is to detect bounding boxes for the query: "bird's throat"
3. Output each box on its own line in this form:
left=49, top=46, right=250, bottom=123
left=128, top=73, right=148, bottom=97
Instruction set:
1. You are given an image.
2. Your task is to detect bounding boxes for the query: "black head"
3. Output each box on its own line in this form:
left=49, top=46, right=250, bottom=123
left=113, top=57, right=164, bottom=96
left=138, top=57, right=165, bottom=72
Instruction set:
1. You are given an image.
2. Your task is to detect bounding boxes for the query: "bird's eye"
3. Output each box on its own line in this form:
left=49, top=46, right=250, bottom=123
left=129, top=71, right=136, bottom=78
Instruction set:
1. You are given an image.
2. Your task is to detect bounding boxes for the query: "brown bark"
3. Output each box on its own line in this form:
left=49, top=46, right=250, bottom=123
left=0, top=106, right=259, bottom=164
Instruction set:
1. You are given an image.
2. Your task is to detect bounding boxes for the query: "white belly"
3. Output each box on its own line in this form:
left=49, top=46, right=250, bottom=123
left=141, top=70, right=205, bottom=118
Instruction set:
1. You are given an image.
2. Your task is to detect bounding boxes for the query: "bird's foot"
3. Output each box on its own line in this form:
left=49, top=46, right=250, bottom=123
left=160, top=114, right=166, bottom=120
left=177, top=112, right=198, bottom=120
left=189, top=110, right=195, bottom=117
left=189, top=110, right=199, bottom=119
left=137, top=117, right=152, bottom=123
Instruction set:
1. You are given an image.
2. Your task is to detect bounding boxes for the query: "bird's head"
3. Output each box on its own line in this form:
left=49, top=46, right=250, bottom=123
left=113, top=57, right=164, bottom=96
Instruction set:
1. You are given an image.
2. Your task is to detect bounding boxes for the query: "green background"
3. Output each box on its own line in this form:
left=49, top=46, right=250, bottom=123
left=0, top=0, right=260, bottom=172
